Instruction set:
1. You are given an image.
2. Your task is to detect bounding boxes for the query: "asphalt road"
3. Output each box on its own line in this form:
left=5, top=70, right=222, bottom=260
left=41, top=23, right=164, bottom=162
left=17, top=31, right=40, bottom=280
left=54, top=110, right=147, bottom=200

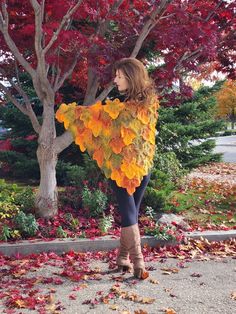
left=213, top=135, right=236, bottom=163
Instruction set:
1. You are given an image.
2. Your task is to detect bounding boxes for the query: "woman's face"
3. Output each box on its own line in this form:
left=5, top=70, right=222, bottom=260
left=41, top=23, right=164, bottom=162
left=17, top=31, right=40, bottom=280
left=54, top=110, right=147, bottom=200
left=114, top=69, right=129, bottom=92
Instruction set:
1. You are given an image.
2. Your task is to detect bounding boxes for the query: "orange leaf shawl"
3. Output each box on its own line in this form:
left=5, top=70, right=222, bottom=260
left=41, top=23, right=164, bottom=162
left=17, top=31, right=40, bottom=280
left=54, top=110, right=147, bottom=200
left=56, top=97, right=159, bottom=195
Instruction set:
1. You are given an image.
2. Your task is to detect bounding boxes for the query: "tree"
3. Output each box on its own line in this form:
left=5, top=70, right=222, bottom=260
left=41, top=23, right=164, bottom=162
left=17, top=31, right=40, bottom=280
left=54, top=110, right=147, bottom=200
left=156, top=82, right=225, bottom=169
left=0, top=0, right=235, bottom=217
left=216, top=80, right=236, bottom=129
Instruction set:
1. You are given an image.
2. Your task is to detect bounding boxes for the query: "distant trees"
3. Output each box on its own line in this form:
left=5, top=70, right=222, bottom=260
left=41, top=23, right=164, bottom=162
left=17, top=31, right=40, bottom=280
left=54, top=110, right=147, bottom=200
left=216, top=80, right=236, bottom=129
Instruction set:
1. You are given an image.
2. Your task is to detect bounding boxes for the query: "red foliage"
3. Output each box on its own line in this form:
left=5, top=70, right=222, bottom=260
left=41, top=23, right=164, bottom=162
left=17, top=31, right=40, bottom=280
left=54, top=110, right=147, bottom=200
left=0, top=0, right=235, bottom=106
left=0, top=139, right=13, bottom=151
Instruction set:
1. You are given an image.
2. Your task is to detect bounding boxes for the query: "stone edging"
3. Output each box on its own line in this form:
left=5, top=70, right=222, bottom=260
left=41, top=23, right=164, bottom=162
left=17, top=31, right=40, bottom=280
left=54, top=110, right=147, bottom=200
left=0, top=230, right=236, bottom=257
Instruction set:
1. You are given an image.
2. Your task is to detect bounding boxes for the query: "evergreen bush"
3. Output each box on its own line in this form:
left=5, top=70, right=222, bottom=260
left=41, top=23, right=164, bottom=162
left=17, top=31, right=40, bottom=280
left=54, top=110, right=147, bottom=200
left=14, top=211, right=39, bottom=237
left=82, top=185, right=108, bottom=217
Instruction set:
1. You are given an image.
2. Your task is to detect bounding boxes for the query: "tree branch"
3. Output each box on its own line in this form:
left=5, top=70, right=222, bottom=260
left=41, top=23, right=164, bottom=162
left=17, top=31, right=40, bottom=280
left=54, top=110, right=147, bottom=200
left=0, top=82, right=27, bottom=115
left=30, top=0, right=44, bottom=62
left=0, top=68, right=41, bottom=134
left=173, top=47, right=202, bottom=72
left=95, top=0, right=173, bottom=102
left=84, top=0, right=124, bottom=105
left=131, top=0, right=173, bottom=57
left=43, top=0, right=83, bottom=55
left=54, top=130, right=74, bottom=154
left=95, top=82, right=115, bottom=102
left=53, top=53, right=79, bottom=92
left=205, top=0, right=224, bottom=22
left=0, top=1, right=36, bottom=78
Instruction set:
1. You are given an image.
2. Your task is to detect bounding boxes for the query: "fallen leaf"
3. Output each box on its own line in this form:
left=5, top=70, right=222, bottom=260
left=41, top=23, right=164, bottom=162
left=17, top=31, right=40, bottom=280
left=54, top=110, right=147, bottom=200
left=230, top=292, right=236, bottom=300
left=149, top=278, right=159, bottom=284
left=163, top=308, right=176, bottom=314
left=69, top=294, right=77, bottom=300
left=161, top=267, right=179, bottom=275
left=191, top=273, right=202, bottom=278
left=109, top=304, right=119, bottom=310
left=140, top=297, right=155, bottom=304
left=141, top=270, right=149, bottom=280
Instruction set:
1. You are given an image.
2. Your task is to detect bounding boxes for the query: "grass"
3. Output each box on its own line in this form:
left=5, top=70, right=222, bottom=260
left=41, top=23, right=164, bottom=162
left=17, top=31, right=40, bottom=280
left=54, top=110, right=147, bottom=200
left=164, top=184, right=236, bottom=228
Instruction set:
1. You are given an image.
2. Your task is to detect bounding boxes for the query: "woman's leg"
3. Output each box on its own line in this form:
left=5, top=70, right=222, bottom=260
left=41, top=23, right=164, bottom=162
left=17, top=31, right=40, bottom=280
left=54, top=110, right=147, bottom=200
left=133, top=172, right=151, bottom=221
left=109, top=179, right=149, bottom=279
left=109, top=179, right=137, bottom=227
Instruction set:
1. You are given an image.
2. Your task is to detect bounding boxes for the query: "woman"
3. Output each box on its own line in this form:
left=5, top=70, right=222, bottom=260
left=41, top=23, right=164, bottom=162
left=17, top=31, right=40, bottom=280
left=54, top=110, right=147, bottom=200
left=56, top=58, right=159, bottom=279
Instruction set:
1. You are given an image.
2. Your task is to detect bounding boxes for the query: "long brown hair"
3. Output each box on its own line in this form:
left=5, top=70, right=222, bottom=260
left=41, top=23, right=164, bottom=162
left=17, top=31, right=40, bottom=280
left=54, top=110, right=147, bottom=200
left=113, top=58, right=156, bottom=103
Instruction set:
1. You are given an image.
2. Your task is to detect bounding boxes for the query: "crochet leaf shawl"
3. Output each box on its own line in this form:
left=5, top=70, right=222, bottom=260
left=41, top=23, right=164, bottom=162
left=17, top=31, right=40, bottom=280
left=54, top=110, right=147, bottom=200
left=56, top=97, right=159, bottom=195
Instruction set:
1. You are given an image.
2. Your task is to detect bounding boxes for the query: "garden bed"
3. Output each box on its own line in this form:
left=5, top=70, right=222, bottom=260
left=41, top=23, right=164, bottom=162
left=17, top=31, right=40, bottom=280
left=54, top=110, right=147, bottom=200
left=0, top=162, right=235, bottom=244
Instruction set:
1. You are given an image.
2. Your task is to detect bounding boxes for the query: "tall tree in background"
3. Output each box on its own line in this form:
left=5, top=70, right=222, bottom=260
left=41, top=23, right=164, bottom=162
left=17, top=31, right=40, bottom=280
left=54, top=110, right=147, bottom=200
left=0, top=0, right=235, bottom=217
left=216, top=80, right=236, bottom=129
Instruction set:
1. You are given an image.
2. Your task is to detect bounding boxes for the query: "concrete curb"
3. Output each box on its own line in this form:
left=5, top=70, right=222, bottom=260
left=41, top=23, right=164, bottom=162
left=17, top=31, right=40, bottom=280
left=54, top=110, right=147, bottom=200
left=0, top=230, right=236, bottom=257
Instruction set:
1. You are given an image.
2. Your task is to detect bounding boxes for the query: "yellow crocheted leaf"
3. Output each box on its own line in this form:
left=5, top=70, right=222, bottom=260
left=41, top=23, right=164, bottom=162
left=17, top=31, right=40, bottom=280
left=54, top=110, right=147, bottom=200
left=142, top=126, right=155, bottom=144
left=109, top=137, right=125, bottom=154
left=74, top=106, right=84, bottom=121
left=122, top=176, right=140, bottom=195
left=90, top=101, right=103, bottom=117
left=75, top=135, right=86, bottom=152
left=120, top=159, right=145, bottom=179
left=93, top=147, right=104, bottom=167
left=100, top=112, right=112, bottom=137
left=121, top=126, right=136, bottom=145
left=55, top=103, right=68, bottom=122
left=103, top=161, right=112, bottom=178
left=87, top=117, right=103, bottom=137
left=137, top=108, right=150, bottom=124
left=74, top=128, right=92, bottom=152
left=129, top=119, right=143, bottom=134
left=110, top=168, right=124, bottom=187
left=79, top=108, right=92, bottom=127
left=103, top=144, right=112, bottom=160
left=104, top=98, right=125, bottom=119
left=110, top=153, right=122, bottom=168
left=122, top=145, right=137, bottom=163
left=56, top=102, right=77, bottom=129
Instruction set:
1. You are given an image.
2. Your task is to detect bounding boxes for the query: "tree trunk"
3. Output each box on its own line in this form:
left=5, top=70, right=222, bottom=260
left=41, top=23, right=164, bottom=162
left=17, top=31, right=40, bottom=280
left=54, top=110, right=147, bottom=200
left=35, top=144, right=58, bottom=218
left=35, top=101, right=58, bottom=218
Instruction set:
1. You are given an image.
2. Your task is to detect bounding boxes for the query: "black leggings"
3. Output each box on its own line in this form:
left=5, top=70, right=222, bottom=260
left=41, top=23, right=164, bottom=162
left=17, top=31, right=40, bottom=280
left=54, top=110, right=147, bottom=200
left=109, top=173, right=151, bottom=227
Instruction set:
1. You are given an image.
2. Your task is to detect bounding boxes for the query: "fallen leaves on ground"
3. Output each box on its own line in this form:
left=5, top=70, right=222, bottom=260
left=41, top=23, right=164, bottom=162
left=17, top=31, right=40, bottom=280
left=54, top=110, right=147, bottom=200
left=0, top=238, right=235, bottom=312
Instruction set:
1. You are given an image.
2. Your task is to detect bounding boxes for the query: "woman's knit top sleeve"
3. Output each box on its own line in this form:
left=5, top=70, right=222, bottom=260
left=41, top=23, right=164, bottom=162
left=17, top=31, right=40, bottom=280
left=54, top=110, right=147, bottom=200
left=55, top=97, right=159, bottom=195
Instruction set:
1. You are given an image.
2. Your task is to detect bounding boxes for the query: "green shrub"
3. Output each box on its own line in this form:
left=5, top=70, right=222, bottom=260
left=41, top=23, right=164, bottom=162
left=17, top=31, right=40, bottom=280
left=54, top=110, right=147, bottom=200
left=82, top=185, right=108, bottom=217
left=153, top=150, right=187, bottom=181
left=148, top=169, right=175, bottom=190
left=143, top=169, right=175, bottom=211
left=0, top=201, right=20, bottom=220
left=98, top=215, right=114, bottom=233
left=0, top=225, right=11, bottom=241
left=14, top=211, right=38, bottom=237
left=56, top=226, right=68, bottom=238
left=13, top=186, right=35, bottom=213
left=0, top=179, right=21, bottom=202
left=65, top=165, right=86, bottom=187
left=144, top=223, right=182, bottom=242
left=0, top=224, right=21, bottom=241
left=143, top=187, right=168, bottom=210
left=0, top=151, right=40, bottom=180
